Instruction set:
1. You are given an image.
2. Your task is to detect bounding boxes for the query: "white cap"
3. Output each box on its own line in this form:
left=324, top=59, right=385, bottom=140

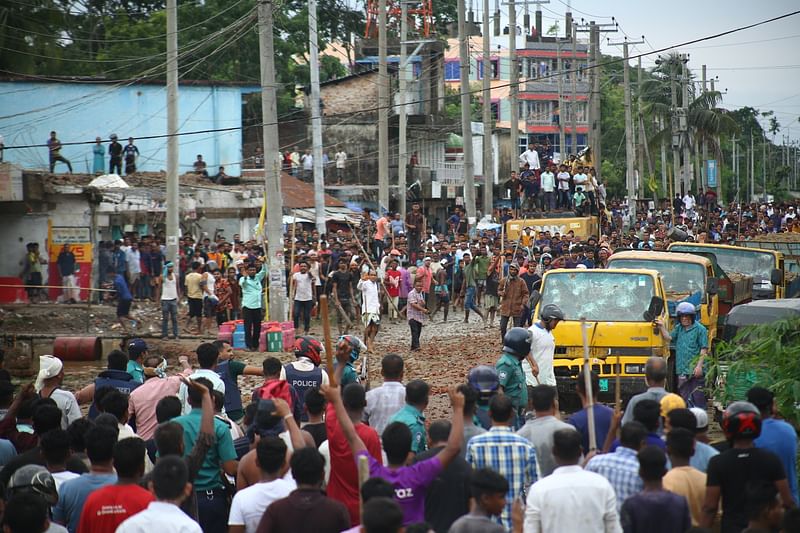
left=35, top=355, right=63, bottom=392
left=690, top=407, right=709, bottom=431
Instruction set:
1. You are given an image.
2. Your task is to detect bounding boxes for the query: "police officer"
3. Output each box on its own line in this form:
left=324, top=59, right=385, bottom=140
left=496, top=327, right=532, bottom=426
left=468, top=365, right=500, bottom=430
left=280, top=336, right=329, bottom=422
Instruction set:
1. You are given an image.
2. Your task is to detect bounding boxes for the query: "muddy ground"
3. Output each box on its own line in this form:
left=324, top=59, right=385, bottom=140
left=0, top=300, right=503, bottom=419
left=0, top=300, right=724, bottom=436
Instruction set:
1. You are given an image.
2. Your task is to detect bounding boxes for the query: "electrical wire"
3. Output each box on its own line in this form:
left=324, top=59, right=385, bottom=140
left=4, top=8, right=800, bottom=152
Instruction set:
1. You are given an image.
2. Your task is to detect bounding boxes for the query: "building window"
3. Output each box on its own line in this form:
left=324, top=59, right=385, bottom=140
left=477, top=59, right=500, bottom=80
left=490, top=102, right=499, bottom=121
left=445, top=60, right=460, bottom=81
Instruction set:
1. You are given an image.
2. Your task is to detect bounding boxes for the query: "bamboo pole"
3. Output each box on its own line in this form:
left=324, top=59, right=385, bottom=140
left=319, top=294, right=337, bottom=387
left=581, top=317, right=597, bottom=452
left=288, top=211, right=298, bottom=321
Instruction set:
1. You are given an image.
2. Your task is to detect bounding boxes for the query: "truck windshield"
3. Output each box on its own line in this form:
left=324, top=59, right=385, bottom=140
left=670, top=245, right=775, bottom=281
left=540, top=271, right=656, bottom=322
left=609, top=259, right=705, bottom=302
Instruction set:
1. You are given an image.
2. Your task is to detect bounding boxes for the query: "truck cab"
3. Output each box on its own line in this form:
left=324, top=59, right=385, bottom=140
left=531, top=268, right=671, bottom=408
left=607, top=251, right=719, bottom=344
left=668, top=242, right=785, bottom=300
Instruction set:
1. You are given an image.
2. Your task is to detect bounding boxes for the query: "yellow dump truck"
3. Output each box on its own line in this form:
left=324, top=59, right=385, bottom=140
left=607, top=251, right=720, bottom=343
left=668, top=242, right=794, bottom=299
left=531, top=268, right=671, bottom=408
left=505, top=215, right=599, bottom=242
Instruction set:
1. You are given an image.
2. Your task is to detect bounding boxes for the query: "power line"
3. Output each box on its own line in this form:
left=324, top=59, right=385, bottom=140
left=4, top=8, right=800, bottom=151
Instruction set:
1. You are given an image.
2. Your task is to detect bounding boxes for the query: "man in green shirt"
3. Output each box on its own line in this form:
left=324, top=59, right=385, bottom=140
left=125, top=338, right=149, bottom=384
left=459, top=253, right=486, bottom=324
left=495, top=327, right=532, bottom=427
left=472, top=248, right=490, bottom=305
left=174, top=376, right=238, bottom=533
left=238, top=261, right=267, bottom=352
left=388, top=379, right=429, bottom=455
left=212, top=340, right=262, bottom=422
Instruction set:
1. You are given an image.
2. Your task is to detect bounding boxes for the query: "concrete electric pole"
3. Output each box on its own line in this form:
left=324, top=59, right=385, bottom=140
left=165, top=0, right=179, bottom=267
left=458, top=0, right=476, bottom=224
left=258, top=0, right=286, bottom=320
left=609, top=37, right=643, bottom=217
left=378, top=0, right=389, bottom=214
left=309, top=0, right=326, bottom=234
left=482, top=0, right=494, bottom=218
left=398, top=0, right=408, bottom=219
left=508, top=0, right=519, bottom=180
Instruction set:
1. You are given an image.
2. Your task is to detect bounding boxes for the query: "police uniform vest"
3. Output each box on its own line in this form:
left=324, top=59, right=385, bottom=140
left=89, top=369, right=141, bottom=418
left=283, top=363, right=322, bottom=422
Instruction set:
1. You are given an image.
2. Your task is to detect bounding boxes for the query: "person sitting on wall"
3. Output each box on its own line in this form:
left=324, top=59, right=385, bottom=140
left=193, top=155, right=208, bottom=178
left=213, top=166, right=240, bottom=186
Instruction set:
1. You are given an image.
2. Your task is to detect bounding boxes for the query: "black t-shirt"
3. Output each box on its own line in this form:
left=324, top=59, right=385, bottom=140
left=330, top=270, right=353, bottom=301
left=706, top=447, right=786, bottom=533
left=415, top=445, right=472, bottom=533
left=303, top=422, right=327, bottom=448
left=108, top=141, right=123, bottom=158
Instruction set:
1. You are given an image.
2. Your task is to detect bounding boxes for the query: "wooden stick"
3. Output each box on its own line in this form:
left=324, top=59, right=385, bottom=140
left=319, top=294, right=337, bottom=387
left=581, top=317, right=597, bottom=452
left=614, top=353, right=622, bottom=415
left=288, top=210, right=298, bottom=322
left=346, top=222, right=401, bottom=315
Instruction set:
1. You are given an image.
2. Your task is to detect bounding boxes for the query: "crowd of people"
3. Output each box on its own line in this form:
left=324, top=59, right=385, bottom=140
left=0, top=326, right=797, bottom=533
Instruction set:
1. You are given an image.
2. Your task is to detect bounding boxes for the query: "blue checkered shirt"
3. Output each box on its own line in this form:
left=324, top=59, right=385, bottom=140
left=584, top=446, right=643, bottom=511
left=466, top=426, right=538, bottom=530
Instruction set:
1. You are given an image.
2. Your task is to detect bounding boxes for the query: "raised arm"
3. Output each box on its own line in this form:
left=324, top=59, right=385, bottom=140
left=273, top=398, right=306, bottom=450
left=434, top=387, right=465, bottom=469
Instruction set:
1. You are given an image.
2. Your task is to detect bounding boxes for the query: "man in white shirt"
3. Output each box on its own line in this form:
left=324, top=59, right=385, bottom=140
left=116, top=456, right=202, bottom=533
left=363, top=354, right=406, bottom=435
left=683, top=193, right=696, bottom=212
left=556, top=163, right=572, bottom=209
left=519, top=143, right=541, bottom=172
left=525, top=304, right=563, bottom=387
left=178, top=343, right=226, bottom=415
left=126, top=242, right=142, bottom=299
left=228, top=437, right=296, bottom=533
left=290, top=148, right=300, bottom=176
left=291, top=260, right=316, bottom=336
left=301, top=149, right=313, bottom=181
left=540, top=164, right=556, bottom=212
left=524, top=428, right=621, bottom=533
left=357, top=270, right=381, bottom=353
left=334, top=149, right=347, bottom=183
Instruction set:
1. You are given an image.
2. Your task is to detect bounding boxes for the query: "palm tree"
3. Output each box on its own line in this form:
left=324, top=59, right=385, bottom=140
left=639, top=52, right=738, bottom=198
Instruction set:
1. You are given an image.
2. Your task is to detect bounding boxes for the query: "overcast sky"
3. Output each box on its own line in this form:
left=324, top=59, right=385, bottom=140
left=492, top=0, right=800, bottom=143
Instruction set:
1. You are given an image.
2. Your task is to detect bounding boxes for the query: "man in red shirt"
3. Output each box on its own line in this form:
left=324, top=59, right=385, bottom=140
left=385, top=259, right=402, bottom=322
left=78, top=437, right=154, bottom=533
left=326, top=353, right=383, bottom=524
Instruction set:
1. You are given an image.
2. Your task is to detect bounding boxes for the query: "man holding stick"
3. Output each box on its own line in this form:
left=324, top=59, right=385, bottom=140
left=357, top=269, right=381, bottom=353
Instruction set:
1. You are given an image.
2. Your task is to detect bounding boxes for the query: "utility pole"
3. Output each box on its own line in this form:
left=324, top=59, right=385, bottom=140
left=398, top=0, right=408, bottom=219
left=556, top=37, right=565, bottom=161
left=762, top=132, right=767, bottom=200
left=609, top=37, right=643, bottom=217
left=509, top=0, right=519, bottom=178
left=750, top=131, right=754, bottom=202
left=578, top=20, right=616, bottom=182
left=636, top=55, right=646, bottom=199
left=668, top=56, right=681, bottom=196
left=165, top=0, right=179, bottom=267
left=458, top=0, right=476, bottom=223
left=309, top=0, right=325, bottom=234
left=710, top=76, right=722, bottom=199
left=732, top=135, right=737, bottom=202
left=660, top=116, right=667, bottom=194
left=258, top=0, right=286, bottom=321
left=378, top=0, right=389, bottom=214
left=569, top=17, right=577, bottom=154
left=681, top=55, right=691, bottom=195
left=482, top=0, right=494, bottom=218
left=701, top=64, right=707, bottom=193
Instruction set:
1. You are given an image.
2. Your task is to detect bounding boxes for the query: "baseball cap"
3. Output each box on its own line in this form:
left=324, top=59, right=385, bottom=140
left=690, top=407, right=708, bottom=431
left=660, top=393, right=686, bottom=418
left=127, top=339, right=149, bottom=357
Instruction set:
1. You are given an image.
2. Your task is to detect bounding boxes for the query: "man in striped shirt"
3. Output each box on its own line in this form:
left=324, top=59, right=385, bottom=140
left=466, top=394, right=537, bottom=530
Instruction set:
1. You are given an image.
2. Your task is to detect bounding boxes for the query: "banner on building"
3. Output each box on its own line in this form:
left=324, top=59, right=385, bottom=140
left=706, top=160, right=718, bottom=188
